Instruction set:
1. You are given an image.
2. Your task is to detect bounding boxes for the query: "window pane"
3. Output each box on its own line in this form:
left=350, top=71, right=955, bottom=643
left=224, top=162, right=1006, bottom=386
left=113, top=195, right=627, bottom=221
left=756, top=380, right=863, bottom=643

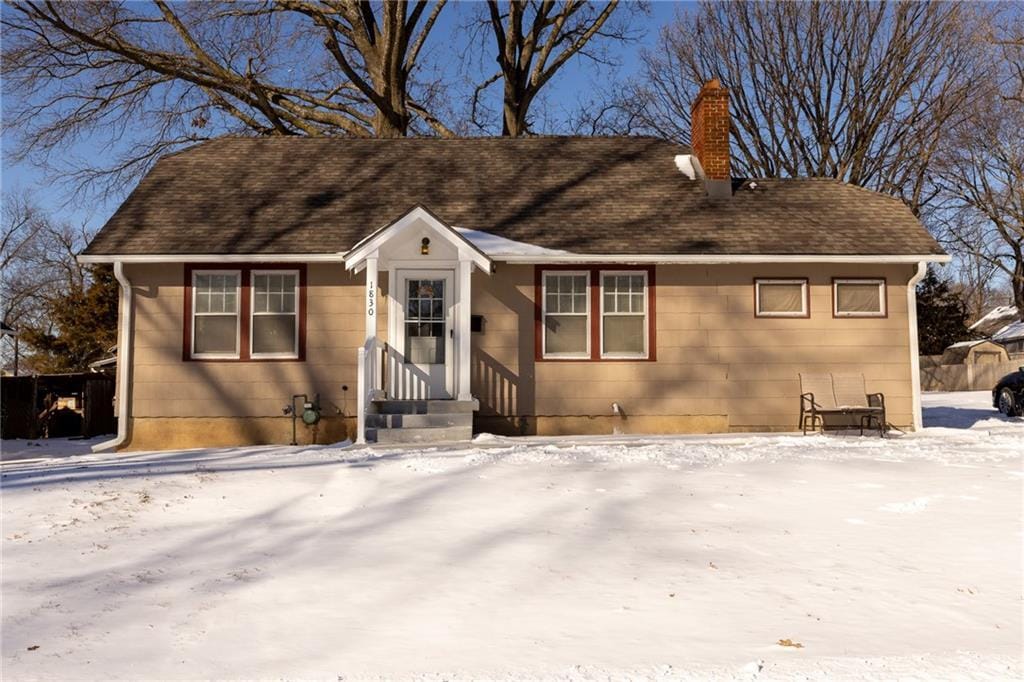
left=572, top=275, right=587, bottom=294
left=195, top=273, right=238, bottom=313
left=837, top=282, right=881, bottom=313
left=604, top=315, right=645, bottom=355
left=194, top=315, right=237, bottom=354
left=253, top=292, right=267, bottom=314
left=405, top=322, right=444, bottom=364
left=759, top=283, right=804, bottom=314
left=544, top=314, right=588, bottom=355
left=252, top=314, right=296, bottom=355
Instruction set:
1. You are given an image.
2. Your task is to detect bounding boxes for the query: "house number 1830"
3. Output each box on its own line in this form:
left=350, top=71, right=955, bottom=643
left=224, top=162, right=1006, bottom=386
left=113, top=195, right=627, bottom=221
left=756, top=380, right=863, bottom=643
left=367, top=281, right=375, bottom=316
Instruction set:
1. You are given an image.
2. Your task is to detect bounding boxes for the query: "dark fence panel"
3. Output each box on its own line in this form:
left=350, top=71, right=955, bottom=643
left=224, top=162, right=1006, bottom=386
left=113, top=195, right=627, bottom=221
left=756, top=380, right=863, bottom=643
left=1, top=376, right=38, bottom=439
left=84, top=377, right=116, bottom=437
left=1, top=373, right=115, bottom=440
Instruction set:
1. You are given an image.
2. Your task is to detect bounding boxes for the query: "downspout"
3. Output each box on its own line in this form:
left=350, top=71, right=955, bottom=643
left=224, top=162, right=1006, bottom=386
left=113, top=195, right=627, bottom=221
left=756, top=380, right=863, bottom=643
left=92, top=262, right=133, bottom=452
left=907, top=261, right=928, bottom=431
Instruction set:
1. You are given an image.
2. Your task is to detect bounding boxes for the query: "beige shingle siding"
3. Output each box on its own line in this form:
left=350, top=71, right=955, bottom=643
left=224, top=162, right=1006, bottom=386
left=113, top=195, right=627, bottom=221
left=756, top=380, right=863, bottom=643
left=85, top=137, right=943, bottom=257
left=127, top=260, right=915, bottom=433
left=471, top=263, right=915, bottom=430
left=128, top=263, right=380, bottom=419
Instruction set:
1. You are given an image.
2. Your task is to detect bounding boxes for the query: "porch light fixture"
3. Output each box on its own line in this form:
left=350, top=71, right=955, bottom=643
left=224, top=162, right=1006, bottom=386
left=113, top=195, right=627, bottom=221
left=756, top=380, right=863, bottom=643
left=421, top=237, right=430, bottom=255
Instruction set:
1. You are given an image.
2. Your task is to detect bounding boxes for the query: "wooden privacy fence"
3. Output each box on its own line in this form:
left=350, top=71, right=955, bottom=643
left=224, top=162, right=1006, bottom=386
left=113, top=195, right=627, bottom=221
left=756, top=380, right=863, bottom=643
left=920, top=357, right=1024, bottom=393
left=0, top=373, right=116, bottom=439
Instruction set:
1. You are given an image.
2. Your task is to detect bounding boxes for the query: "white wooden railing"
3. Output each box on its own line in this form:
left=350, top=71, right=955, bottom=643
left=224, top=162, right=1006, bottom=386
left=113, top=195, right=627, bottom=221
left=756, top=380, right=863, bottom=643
left=382, top=345, right=432, bottom=400
left=356, top=337, right=385, bottom=444
left=357, top=339, right=438, bottom=442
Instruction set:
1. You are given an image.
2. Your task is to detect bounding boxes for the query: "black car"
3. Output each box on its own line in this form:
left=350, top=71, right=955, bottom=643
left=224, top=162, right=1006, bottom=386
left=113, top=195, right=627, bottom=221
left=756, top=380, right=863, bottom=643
left=993, top=366, right=1024, bottom=417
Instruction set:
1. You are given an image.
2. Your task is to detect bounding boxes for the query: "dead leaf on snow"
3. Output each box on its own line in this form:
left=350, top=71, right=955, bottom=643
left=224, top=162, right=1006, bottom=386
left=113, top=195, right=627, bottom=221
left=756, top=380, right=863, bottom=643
left=777, top=638, right=804, bottom=648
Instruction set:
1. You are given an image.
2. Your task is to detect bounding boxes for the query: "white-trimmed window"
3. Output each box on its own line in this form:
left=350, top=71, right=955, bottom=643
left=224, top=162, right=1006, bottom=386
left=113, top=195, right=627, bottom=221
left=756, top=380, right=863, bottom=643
left=251, top=270, right=299, bottom=357
left=834, top=279, right=886, bottom=317
left=542, top=271, right=590, bottom=358
left=192, top=270, right=240, bottom=358
left=601, top=271, right=648, bottom=358
left=755, top=278, right=809, bottom=318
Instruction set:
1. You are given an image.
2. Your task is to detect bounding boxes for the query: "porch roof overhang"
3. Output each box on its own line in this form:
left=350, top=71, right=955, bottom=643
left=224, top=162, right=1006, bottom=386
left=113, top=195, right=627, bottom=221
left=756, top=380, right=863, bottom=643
left=343, top=205, right=492, bottom=274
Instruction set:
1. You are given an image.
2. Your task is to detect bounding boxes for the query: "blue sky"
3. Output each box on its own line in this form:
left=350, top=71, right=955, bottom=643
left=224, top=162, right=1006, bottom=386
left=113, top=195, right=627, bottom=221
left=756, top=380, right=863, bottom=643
left=0, top=1, right=686, bottom=233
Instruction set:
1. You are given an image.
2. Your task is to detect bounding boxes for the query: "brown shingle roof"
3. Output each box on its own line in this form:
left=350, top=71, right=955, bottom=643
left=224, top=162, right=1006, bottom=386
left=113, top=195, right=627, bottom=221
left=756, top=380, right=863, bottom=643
left=82, top=136, right=944, bottom=257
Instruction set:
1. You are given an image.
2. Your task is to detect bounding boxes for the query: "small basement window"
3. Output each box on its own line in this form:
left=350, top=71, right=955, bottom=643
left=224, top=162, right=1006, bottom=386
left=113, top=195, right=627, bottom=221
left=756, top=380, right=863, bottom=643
left=834, top=279, right=886, bottom=317
left=755, top=279, right=808, bottom=318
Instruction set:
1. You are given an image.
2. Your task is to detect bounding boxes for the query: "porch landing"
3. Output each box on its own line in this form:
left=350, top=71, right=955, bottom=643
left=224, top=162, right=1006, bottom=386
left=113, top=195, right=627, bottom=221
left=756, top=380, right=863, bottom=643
left=366, top=398, right=477, bottom=444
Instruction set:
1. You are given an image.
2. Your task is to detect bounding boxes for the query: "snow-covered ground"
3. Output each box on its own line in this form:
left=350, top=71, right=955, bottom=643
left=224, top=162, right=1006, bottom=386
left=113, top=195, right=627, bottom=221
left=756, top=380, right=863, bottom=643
left=2, top=392, right=1021, bottom=680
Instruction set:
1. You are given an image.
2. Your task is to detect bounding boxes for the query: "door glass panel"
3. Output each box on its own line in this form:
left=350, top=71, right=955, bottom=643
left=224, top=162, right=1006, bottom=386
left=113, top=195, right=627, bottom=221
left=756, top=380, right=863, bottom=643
left=405, top=279, right=445, bottom=364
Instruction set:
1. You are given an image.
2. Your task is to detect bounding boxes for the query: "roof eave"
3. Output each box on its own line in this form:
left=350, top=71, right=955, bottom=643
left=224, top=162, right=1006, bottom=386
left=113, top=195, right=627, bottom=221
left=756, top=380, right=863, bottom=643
left=77, top=252, right=951, bottom=265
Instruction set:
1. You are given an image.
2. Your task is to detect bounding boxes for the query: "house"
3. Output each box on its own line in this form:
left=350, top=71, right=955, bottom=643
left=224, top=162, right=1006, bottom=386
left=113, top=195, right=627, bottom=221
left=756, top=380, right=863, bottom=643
left=79, top=80, right=948, bottom=451
left=968, top=305, right=1019, bottom=337
left=967, top=305, right=1023, bottom=355
left=993, top=320, right=1024, bottom=356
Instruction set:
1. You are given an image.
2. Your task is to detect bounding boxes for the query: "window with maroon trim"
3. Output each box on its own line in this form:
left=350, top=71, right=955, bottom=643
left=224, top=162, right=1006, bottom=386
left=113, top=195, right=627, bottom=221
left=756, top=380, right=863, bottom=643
left=535, top=265, right=656, bottom=361
left=184, top=264, right=307, bottom=361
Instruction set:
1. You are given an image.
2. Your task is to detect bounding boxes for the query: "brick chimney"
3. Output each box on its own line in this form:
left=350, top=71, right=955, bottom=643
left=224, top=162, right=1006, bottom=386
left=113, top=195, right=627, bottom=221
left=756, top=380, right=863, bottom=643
left=691, top=78, right=731, bottom=199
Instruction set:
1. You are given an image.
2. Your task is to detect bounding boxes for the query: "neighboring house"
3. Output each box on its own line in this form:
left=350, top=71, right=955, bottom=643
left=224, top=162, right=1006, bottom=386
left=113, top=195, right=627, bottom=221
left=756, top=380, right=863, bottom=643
left=79, top=80, right=948, bottom=451
left=88, top=345, right=118, bottom=375
left=967, top=305, right=1023, bottom=355
left=968, top=305, right=1019, bottom=337
left=993, top=321, right=1024, bottom=355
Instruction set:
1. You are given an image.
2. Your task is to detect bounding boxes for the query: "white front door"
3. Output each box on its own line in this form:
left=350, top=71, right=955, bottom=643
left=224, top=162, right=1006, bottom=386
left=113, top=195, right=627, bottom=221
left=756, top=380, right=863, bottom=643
left=394, top=270, right=454, bottom=399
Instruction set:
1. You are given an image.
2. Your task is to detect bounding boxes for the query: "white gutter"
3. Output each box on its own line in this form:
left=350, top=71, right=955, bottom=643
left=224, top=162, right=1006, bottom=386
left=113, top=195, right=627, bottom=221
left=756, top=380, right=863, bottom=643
left=907, top=261, right=928, bottom=431
left=92, top=262, right=133, bottom=452
left=78, top=253, right=346, bottom=264
left=78, top=252, right=952, bottom=266
left=496, top=254, right=952, bottom=265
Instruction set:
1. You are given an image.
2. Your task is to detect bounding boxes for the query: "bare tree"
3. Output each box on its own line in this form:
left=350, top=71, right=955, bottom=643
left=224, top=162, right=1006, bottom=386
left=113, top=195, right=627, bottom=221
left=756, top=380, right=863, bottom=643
left=614, top=1, right=989, bottom=213
left=990, top=18, right=1023, bottom=106
left=1, top=1, right=452, bottom=196
left=1, top=193, right=94, bottom=373
left=470, top=0, right=643, bottom=136
left=933, top=94, right=1024, bottom=317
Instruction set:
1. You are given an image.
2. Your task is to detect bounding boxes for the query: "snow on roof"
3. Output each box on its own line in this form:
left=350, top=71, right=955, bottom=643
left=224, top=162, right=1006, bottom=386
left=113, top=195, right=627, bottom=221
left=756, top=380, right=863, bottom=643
left=969, top=305, right=1019, bottom=332
left=993, top=320, right=1024, bottom=342
left=455, top=227, right=571, bottom=258
left=946, top=340, right=985, bottom=349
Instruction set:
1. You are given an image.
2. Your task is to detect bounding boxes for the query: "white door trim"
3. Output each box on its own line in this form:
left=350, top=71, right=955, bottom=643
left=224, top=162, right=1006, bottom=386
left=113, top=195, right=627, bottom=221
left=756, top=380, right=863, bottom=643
left=393, top=268, right=455, bottom=399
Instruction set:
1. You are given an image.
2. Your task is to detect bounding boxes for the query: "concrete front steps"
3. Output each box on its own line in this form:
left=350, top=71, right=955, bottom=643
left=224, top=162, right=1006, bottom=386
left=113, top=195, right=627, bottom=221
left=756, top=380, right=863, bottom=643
left=367, top=398, right=476, bottom=444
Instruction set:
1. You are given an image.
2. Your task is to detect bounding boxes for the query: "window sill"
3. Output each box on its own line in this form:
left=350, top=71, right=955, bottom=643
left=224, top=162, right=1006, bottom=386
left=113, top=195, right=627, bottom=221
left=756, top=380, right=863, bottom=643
left=834, top=312, right=885, bottom=318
